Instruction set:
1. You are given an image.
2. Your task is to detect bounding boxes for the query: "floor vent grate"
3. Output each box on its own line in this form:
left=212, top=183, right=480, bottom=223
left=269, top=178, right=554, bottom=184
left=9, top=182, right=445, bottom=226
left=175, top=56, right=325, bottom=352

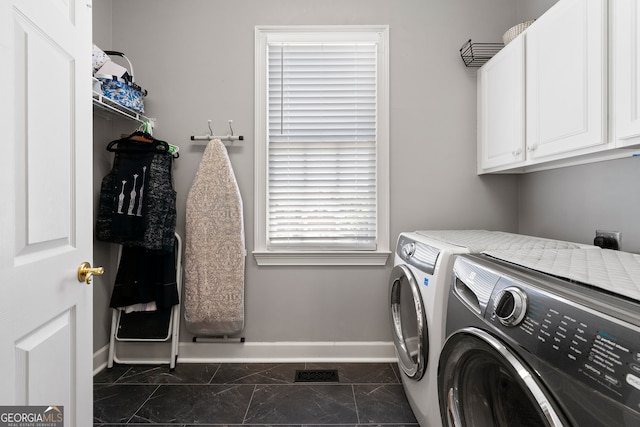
left=294, top=369, right=339, bottom=383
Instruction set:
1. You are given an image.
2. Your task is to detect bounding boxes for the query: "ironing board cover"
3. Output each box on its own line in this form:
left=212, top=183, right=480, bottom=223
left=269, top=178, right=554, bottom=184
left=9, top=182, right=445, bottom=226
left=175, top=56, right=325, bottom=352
left=416, top=230, right=588, bottom=253
left=184, top=139, right=245, bottom=335
left=484, top=248, right=640, bottom=302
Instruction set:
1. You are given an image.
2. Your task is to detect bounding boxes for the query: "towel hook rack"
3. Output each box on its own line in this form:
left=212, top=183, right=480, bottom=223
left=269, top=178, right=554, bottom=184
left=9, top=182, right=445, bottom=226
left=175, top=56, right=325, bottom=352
left=191, top=119, right=244, bottom=143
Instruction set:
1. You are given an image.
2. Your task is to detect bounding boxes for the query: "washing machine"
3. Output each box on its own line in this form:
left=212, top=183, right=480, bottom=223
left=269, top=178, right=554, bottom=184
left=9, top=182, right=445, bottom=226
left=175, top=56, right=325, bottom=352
left=439, top=250, right=640, bottom=426
left=389, top=230, right=592, bottom=427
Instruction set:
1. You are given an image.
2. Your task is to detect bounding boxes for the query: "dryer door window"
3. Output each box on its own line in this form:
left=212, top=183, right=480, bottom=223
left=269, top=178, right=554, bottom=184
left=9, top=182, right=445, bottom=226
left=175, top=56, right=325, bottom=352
left=389, top=264, right=428, bottom=380
left=438, top=328, right=567, bottom=427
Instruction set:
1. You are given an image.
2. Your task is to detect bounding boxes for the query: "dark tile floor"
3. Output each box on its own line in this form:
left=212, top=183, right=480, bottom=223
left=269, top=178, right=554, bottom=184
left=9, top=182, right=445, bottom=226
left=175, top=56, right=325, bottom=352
left=94, top=362, right=419, bottom=426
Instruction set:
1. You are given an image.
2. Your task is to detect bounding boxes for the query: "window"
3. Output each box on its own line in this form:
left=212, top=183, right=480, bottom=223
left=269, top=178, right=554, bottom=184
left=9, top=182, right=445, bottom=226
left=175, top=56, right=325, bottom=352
left=254, top=26, right=390, bottom=266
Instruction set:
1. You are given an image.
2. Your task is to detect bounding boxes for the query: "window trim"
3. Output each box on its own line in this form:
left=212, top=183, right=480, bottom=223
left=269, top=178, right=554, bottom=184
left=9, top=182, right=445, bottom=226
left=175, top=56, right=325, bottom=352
left=254, top=25, right=390, bottom=266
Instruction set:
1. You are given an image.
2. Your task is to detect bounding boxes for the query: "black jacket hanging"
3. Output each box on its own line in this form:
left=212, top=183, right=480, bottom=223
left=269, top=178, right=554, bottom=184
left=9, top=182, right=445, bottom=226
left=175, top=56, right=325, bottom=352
left=96, top=136, right=176, bottom=252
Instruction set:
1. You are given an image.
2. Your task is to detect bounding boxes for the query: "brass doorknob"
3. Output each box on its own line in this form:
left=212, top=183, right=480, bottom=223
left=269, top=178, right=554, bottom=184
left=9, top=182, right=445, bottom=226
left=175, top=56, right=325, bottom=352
left=77, top=262, right=104, bottom=285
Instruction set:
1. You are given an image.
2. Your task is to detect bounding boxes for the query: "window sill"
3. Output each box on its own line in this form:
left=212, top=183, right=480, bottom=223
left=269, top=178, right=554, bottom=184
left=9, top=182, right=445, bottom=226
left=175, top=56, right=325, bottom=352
left=253, top=250, right=391, bottom=266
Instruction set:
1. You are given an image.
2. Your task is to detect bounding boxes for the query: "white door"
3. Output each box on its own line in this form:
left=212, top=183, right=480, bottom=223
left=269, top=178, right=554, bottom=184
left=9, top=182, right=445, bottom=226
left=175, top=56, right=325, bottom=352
left=0, top=1, right=94, bottom=426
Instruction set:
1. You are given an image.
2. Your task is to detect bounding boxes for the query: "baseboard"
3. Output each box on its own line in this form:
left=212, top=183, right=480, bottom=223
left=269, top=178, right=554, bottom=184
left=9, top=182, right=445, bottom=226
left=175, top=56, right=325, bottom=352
left=93, top=344, right=110, bottom=375
left=93, top=341, right=397, bottom=372
left=178, top=340, right=397, bottom=363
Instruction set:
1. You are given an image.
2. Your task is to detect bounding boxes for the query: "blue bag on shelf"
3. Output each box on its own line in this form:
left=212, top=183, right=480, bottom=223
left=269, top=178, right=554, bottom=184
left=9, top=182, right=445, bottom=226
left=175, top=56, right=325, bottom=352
left=94, top=50, right=147, bottom=113
left=96, top=75, right=146, bottom=113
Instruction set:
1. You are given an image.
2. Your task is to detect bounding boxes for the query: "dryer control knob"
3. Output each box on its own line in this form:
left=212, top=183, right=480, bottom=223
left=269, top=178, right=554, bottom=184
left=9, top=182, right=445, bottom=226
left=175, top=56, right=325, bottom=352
left=402, top=242, right=415, bottom=259
left=493, top=287, right=528, bottom=327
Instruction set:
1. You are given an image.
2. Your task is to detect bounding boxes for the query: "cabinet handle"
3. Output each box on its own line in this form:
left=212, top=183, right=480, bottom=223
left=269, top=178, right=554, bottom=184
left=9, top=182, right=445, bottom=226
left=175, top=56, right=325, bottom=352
left=526, top=145, right=537, bottom=152
left=512, top=149, right=522, bottom=157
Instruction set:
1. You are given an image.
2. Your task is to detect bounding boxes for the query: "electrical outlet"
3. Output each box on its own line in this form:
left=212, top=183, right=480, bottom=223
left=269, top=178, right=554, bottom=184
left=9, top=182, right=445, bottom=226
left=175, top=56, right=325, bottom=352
left=595, top=230, right=621, bottom=250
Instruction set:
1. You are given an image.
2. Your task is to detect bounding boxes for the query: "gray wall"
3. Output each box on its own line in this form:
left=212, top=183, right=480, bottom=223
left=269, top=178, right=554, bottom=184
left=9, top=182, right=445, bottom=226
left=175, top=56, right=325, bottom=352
left=92, top=0, right=522, bottom=353
left=519, top=158, right=640, bottom=254
left=516, top=0, right=558, bottom=22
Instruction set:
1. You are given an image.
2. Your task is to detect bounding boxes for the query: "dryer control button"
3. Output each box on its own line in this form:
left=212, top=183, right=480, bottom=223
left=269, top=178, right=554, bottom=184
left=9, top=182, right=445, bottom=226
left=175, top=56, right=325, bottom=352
left=494, top=287, right=528, bottom=327
left=626, top=373, right=640, bottom=391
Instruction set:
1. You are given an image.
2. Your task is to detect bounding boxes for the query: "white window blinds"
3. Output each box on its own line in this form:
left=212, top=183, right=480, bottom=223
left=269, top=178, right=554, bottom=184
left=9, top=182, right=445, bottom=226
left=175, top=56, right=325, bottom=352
left=267, top=42, right=378, bottom=250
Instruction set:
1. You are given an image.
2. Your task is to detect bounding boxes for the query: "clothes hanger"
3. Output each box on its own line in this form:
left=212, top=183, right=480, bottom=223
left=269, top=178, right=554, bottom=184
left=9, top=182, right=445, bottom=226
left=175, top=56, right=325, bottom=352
left=107, top=130, right=168, bottom=154
left=107, top=122, right=179, bottom=157
left=106, top=136, right=179, bottom=157
left=126, top=130, right=155, bottom=144
left=126, top=121, right=155, bottom=142
left=135, top=121, right=179, bottom=157
left=127, top=131, right=154, bottom=143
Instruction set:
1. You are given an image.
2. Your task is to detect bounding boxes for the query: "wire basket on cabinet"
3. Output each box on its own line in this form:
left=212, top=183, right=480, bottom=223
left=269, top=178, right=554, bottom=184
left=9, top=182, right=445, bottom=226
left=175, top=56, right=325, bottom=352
left=459, top=39, right=504, bottom=67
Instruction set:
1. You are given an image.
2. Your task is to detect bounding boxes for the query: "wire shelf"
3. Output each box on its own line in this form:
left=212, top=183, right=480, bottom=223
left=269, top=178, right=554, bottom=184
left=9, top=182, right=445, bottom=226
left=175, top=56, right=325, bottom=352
left=460, top=39, right=504, bottom=67
left=92, top=92, right=155, bottom=127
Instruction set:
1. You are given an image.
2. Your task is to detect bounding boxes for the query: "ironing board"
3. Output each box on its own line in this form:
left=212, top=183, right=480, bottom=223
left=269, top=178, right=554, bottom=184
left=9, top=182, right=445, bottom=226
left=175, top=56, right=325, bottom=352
left=184, top=139, right=246, bottom=337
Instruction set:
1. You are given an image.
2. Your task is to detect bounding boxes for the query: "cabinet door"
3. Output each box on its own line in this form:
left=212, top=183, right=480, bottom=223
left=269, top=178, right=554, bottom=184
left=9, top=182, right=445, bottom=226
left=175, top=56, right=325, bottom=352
left=526, top=0, right=606, bottom=160
left=478, top=36, right=525, bottom=172
left=614, top=0, right=640, bottom=146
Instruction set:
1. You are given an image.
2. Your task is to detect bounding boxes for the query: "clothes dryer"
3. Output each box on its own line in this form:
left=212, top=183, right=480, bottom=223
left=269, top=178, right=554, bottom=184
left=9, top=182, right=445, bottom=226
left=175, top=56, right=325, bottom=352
left=389, top=230, right=591, bottom=427
left=439, top=251, right=640, bottom=426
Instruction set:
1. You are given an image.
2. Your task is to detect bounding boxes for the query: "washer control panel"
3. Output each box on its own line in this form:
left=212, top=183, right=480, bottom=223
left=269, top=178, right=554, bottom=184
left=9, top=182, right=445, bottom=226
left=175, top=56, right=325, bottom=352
left=487, top=275, right=640, bottom=415
left=396, top=235, right=440, bottom=274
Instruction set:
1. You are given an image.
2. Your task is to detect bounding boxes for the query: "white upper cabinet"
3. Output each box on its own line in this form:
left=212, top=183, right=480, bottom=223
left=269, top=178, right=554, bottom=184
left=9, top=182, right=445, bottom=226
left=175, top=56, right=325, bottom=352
left=477, top=36, right=525, bottom=172
left=477, top=0, right=639, bottom=174
left=613, top=0, right=640, bottom=147
left=526, top=0, right=606, bottom=160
